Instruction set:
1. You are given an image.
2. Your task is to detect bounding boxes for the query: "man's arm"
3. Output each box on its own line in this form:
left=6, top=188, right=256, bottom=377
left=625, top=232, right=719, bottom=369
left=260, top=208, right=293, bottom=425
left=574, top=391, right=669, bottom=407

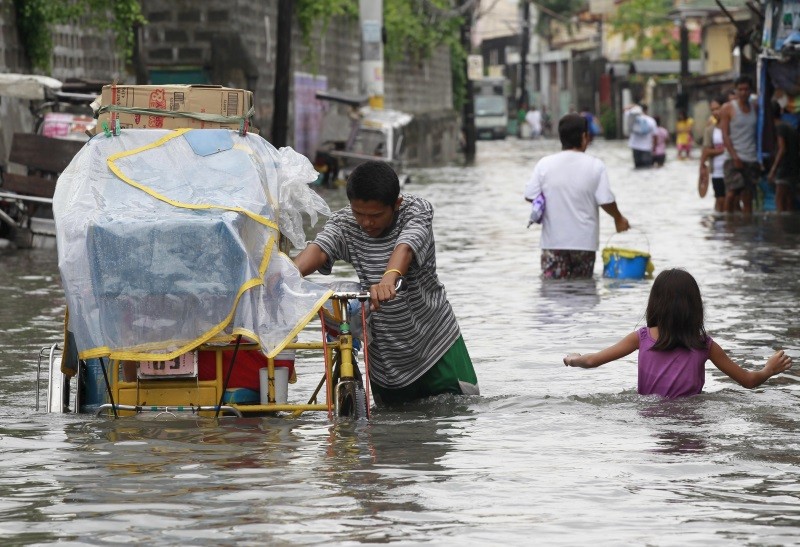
left=600, top=202, right=630, bottom=233
left=523, top=163, right=543, bottom=202
left=701, top=144, right=726, bottom=163
left=699, top=127, right=725, bottom=170
left=370, top=243, right=414, bottom=311
left=292, top=243, right=329, bottom=277
left=768, top=130, right=786, bottom=182
left=718, top=103, right=741, bottom=168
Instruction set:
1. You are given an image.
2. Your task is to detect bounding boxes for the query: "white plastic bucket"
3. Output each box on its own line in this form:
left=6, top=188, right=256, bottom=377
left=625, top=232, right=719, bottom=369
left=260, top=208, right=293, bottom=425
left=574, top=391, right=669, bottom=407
left=259, top=367, right=289, bottom=404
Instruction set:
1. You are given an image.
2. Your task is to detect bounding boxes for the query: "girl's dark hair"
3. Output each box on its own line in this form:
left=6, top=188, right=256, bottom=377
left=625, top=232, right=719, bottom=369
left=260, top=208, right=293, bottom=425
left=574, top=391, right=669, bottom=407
left=346, top=160, right=400, bottom=206
left=646, top=268, right=707, bottom=351
left=558, top=113, right=586, bottom=149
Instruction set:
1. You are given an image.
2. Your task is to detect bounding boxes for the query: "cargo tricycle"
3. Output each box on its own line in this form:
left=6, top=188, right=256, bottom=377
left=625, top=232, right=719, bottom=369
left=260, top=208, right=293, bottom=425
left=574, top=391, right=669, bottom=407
left=36, top=124, right=381, bottom=420
left=313, top=90, right=412, bottom=187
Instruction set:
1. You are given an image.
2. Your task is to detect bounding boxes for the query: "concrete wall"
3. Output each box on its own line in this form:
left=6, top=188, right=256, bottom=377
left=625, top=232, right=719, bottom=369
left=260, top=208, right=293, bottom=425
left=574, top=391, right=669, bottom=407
left=50, top=23, right=125, bottom=82
left=0, top=3, right=124, bottom=79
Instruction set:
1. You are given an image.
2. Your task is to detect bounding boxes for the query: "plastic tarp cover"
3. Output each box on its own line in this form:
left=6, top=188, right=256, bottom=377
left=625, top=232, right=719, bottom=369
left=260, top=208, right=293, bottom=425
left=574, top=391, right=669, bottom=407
left=53, top=128, right=332, bottom=361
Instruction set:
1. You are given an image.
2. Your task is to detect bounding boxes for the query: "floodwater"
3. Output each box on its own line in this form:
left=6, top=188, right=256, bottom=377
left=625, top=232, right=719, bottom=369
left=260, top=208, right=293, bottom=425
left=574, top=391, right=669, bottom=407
left=2, top=137, right=800, bottom=545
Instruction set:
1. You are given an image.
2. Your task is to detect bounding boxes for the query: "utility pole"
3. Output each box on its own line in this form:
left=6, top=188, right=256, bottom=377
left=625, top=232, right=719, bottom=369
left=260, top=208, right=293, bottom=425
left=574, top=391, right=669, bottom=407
left=271, top=0, right=292, bottom=147
left=359, top=0, right=384, bottom=109
left=679, top=18, right=689, bottom=88
left=461, top=2, right=476, bottom=163
left=677, top=14, right=689, bottom=111
left=520, top=1, right=530, bottom=109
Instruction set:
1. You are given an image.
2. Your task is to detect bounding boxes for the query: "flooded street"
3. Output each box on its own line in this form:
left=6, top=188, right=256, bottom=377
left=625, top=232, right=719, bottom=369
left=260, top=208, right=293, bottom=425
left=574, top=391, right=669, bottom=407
left=2, top=136, right=800, bottom=545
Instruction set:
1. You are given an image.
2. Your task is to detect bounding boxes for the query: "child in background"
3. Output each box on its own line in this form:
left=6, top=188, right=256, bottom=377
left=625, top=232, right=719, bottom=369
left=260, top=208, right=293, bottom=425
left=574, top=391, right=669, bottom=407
left=563, top=268, right=792, bottom=398
left=698, top=96, right=728, bottom=212
left=651, top=116, right=670, bottom=167
left=675, top=110, right=694, bottom=159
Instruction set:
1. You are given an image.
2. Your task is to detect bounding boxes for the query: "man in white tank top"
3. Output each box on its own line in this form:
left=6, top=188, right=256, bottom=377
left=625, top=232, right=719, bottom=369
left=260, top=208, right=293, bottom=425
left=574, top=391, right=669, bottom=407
left=718, top=75, right=760, bottom=214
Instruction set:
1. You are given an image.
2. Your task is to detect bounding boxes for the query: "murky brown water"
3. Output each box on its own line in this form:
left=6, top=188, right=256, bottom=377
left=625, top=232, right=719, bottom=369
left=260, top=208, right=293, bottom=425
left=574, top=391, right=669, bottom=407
left=1, top=137, right=800, bottom=544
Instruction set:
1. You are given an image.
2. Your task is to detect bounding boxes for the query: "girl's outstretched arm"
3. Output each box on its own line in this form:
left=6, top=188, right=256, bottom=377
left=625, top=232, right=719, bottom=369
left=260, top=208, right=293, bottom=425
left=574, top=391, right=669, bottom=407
left=709, top=342, right=793, bottom=388
left=564, top=331, right=639, bottom=368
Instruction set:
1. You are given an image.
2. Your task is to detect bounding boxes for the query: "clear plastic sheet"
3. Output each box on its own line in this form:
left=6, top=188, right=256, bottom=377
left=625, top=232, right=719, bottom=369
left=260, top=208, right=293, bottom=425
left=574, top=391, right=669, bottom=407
left=53, top=128, right=331, bottom=360
left=275, top=145, right=331, bottom=248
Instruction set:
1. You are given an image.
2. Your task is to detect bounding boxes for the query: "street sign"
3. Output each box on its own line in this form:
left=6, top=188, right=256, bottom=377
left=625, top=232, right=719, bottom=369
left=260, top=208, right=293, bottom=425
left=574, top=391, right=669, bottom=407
left=468, top=55, right=483, bottom=80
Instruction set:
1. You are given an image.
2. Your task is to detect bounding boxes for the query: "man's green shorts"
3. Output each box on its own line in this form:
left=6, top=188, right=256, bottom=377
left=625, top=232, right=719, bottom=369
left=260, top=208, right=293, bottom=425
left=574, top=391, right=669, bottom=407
left=370, top=335, right=479, bottom=407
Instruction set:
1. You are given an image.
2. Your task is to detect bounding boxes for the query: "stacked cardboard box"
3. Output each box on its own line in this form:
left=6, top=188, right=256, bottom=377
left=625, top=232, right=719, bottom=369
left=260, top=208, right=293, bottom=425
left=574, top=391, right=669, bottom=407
left=95, top=84, right=254, bottom=132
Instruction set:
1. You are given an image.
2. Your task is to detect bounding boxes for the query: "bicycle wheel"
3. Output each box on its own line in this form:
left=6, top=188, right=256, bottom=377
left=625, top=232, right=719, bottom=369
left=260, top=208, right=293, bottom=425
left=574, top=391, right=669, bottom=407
left=335, top=379, right=368, bottom=419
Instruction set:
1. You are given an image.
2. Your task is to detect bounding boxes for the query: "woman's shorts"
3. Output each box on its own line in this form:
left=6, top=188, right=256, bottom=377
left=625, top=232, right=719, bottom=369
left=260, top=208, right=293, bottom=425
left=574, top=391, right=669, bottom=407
left=712, top=177, right=725, bottom=198
left=541, top=249, right=596, bottom=279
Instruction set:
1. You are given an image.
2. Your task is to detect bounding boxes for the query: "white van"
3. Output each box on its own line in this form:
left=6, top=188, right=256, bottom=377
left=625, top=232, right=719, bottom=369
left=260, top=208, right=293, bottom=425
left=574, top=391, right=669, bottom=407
left=474, top=94, right=508, bottom=140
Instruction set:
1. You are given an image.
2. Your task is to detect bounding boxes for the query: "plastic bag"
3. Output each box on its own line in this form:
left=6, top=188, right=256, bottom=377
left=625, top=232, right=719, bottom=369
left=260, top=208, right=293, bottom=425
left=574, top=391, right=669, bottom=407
left=276, top=146, right=332, bottom=249
left=632, top=115, right=653, bottom=136
left=527, top=193, right=546, bottom=227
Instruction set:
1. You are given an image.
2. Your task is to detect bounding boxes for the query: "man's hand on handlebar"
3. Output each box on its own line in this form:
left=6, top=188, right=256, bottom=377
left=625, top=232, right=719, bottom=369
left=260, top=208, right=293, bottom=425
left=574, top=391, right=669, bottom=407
left=368, top=275, right=405, bottom=311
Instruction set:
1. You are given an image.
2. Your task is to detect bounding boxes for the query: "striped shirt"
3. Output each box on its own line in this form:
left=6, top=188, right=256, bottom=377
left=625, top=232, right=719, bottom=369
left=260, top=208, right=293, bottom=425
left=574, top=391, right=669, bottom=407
left=312, top=194, right=461, bottom=388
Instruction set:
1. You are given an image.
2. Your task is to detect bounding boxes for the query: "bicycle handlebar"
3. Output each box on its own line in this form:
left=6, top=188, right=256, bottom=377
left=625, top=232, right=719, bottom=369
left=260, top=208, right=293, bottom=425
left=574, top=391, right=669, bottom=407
left=330, top=277, right=406, bottom=300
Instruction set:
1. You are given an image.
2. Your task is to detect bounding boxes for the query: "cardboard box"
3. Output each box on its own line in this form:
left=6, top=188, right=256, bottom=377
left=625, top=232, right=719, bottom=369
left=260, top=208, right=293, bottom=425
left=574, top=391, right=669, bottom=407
left=96, top=84, right=254, bottom=132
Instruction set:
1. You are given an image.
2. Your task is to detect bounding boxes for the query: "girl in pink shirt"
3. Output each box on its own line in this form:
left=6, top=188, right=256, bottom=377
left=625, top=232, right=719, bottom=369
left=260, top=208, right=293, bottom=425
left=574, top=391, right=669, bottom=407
left=651, top=115, right=670, bottom=167
left=563, top=269, right=792, bottom=397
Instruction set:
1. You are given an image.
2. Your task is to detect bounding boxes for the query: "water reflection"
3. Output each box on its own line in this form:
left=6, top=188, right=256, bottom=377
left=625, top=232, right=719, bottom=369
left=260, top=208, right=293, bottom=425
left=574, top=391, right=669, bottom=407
left=319, top=409, right=460, bottom=522
left=538, top=278, right=601, bottom=312
left=638, top=399, right=709, bottom=455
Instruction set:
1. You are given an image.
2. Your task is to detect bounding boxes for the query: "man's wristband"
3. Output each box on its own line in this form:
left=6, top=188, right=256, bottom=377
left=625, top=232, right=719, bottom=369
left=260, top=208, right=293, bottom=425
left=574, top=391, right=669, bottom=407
left=383, top=268, right=403, bottom=277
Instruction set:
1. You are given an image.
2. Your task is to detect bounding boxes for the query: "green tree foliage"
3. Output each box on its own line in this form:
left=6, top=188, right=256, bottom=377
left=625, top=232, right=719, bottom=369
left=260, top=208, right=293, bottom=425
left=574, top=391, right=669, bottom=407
left=599, top=105, right=616, bottom=137
left=532, top=0, right=585, bottom=39
left=383, top=1, right=464, bottom=64
left=296, top=0, right=467, bottom=109
left=384, top=1, right=467, bottom=109
left=14, top=0, right=146, bottom=73
left=296, top=0, right=358, bottom=60
left=607, top=0, right=700, bottom=60
left=449, top=37, right=469, bottom=112
left=297, top=0, right=465, bottom=67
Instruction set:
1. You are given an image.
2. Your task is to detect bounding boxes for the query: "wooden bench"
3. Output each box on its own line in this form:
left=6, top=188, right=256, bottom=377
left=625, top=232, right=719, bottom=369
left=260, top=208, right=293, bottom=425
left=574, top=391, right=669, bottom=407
left=2, top=133, right=85, bottom=199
